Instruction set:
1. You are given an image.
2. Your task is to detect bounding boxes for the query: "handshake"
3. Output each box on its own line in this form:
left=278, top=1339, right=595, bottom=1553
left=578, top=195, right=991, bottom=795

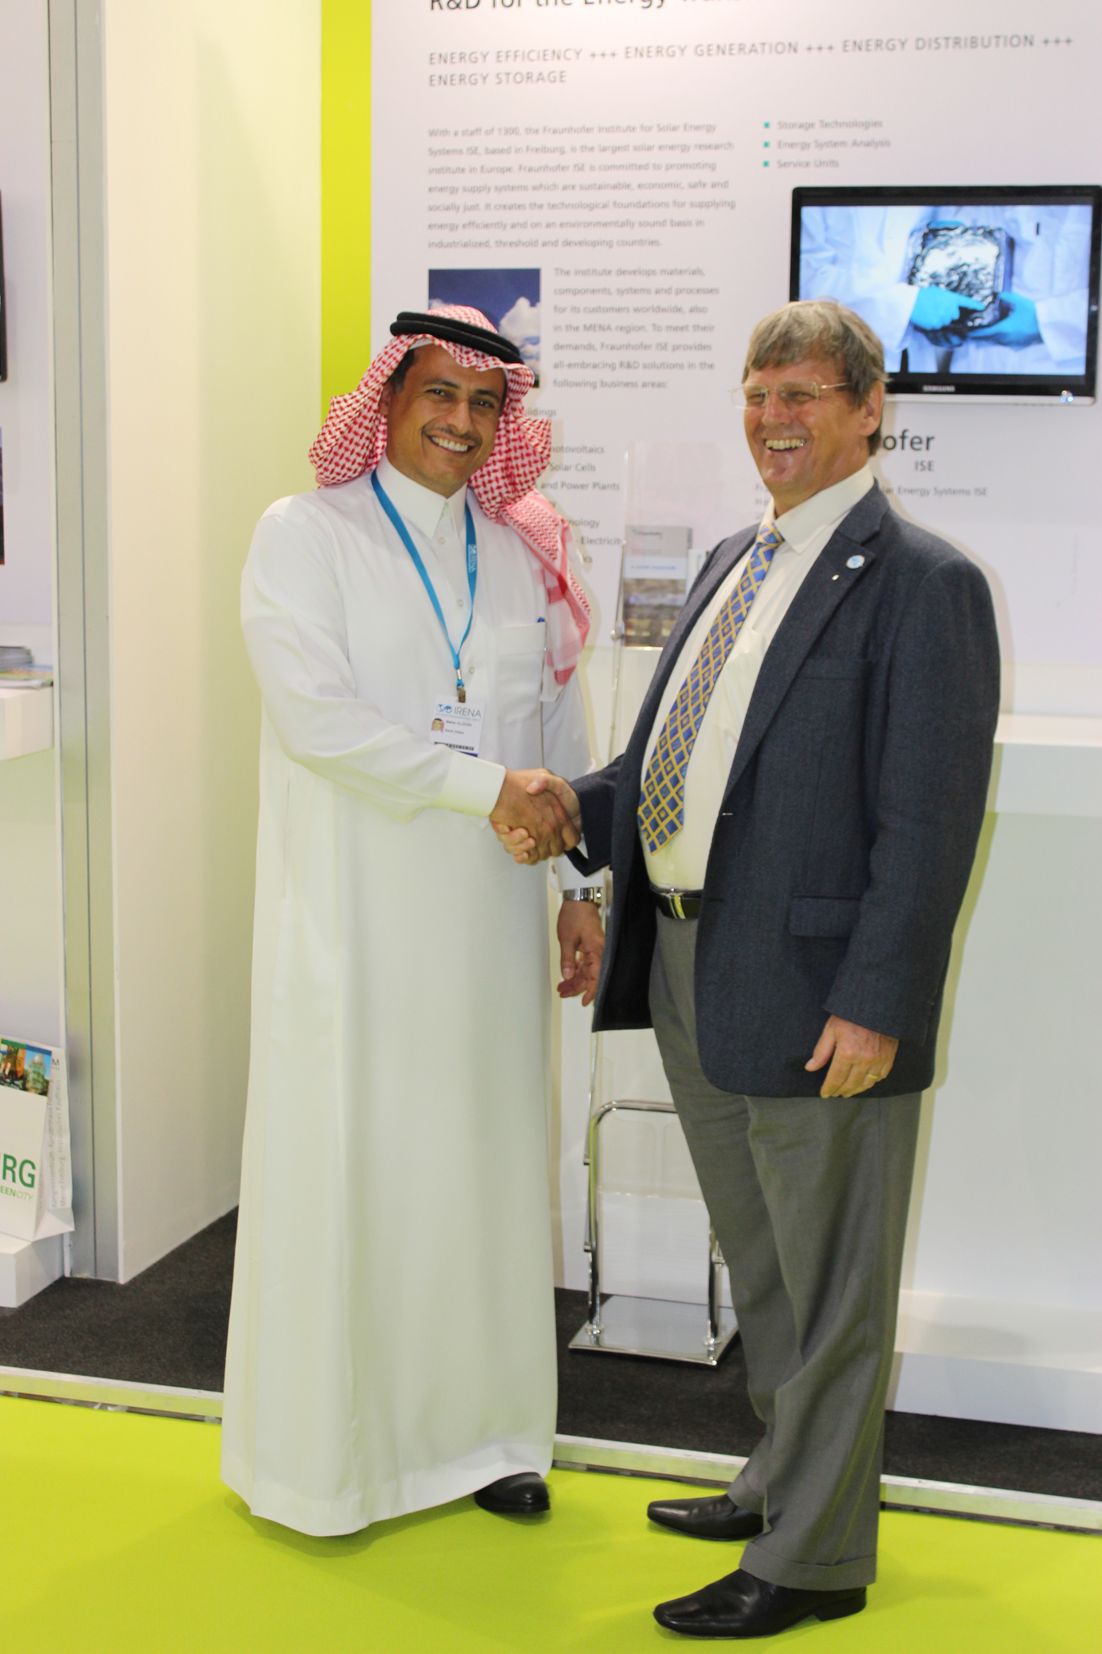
left=490, top=769, right=602, bottom=1005
left=489, top=769, right=582, bottom=865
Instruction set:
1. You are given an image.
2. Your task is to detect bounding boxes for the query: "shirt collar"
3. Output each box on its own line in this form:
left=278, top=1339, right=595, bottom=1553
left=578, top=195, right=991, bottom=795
left=377, top=454, right=467, bottom=540
left=767, top=465, right=875, bottom=554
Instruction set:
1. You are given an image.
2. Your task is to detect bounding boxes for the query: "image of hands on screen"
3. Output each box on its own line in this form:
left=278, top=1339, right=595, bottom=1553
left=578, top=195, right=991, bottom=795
left=799, top=200, right=1092, bottom=377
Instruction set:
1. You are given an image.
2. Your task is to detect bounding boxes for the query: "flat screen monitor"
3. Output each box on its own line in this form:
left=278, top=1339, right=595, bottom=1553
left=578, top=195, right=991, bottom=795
left=790, top=184, right=1102, bottom=403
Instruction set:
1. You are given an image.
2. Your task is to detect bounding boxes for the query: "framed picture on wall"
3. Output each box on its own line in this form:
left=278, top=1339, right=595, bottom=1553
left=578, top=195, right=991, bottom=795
left=427, top=267, right=540, bottom=385
left=0, top=195, right=6, bottom=381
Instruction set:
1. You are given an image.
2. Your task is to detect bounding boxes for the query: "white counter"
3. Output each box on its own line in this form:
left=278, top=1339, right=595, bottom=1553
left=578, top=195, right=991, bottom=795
left=0, top=687, right=54, bottom=762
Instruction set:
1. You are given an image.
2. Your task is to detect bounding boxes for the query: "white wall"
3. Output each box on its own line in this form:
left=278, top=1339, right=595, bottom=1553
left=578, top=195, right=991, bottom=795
left=0, top=0, right=63, bottom=1052
left=100, top=0, right=320, bottom=1278
left=0, top=0, right=55, bottom=633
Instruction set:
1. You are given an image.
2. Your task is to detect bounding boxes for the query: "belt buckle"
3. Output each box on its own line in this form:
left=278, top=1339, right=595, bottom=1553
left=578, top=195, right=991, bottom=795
left=654, top=885, right=695, bottom=920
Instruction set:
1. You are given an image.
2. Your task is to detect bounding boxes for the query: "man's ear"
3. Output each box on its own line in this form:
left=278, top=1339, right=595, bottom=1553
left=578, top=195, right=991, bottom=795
left=862, top=381, right=885, bottom=435
left=378, top=380, right=393, bottom=417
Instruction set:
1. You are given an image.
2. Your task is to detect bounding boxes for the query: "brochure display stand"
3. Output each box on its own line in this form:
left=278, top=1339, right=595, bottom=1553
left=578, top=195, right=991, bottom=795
left=0, top=1041, right=73, bottom=1307
left=570, top=445, right=738, bottom=1367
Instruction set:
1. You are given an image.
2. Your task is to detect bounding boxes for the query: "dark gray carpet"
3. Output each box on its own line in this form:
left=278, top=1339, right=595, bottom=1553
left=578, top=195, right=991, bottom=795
left=554, top=1295, right=1102, bottom=1503
left=0, top=1212, right=236, bottom=1389
left=1, top=1211, right=1097, bottom=1502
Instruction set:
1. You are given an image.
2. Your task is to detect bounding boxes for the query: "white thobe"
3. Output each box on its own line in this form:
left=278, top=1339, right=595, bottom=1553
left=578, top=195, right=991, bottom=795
left=221, top=462, right=592, bottom=1536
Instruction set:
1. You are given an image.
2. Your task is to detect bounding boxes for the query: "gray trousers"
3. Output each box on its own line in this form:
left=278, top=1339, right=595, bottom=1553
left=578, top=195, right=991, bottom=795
left=650, top=914, right=920, bottom=1591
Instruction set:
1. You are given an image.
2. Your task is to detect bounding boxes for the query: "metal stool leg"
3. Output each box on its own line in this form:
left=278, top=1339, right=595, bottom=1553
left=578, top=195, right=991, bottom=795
left=583, top=1099, right=616, bottom=1336
left=706, top=1228, right=726, bottom=1356
left=570, top=1097, right=738, bottom=1366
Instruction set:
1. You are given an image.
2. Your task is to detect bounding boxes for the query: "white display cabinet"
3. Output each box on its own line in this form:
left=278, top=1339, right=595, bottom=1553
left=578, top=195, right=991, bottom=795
left=0, top=715, right=64, bottom=1307
left=0, top=688, right=54, bottom=762
left=0, top=4, right=67, bottom=1306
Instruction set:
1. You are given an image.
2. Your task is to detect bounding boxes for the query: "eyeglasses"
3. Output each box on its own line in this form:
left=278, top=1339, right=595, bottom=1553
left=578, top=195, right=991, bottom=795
left=735, top=381, right=850, bottom=410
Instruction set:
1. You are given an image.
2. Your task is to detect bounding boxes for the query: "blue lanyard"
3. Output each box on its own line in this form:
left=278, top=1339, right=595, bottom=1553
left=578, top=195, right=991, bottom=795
left=372, top=469, right=478, bottom=702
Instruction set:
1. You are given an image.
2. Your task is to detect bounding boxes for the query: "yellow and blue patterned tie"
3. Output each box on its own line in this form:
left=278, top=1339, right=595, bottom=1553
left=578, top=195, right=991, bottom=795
left=638, top=524, right=783, bottom=853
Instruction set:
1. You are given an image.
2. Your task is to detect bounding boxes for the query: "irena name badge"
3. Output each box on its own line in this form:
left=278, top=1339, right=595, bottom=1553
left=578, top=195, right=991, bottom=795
left=430, top=699, right=485, bottom=757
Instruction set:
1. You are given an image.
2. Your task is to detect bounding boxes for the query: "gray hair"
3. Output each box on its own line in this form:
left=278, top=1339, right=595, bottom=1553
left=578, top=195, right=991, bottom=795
left=743, top=300, right=888, bottom=453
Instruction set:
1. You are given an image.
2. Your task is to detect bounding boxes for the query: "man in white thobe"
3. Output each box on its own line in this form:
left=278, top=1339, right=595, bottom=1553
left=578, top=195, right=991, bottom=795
left=221, top=306, right=602, bottom=1536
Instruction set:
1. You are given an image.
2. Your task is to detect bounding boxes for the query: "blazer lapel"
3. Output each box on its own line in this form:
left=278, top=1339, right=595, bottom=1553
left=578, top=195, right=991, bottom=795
left=721, top=485, right=889, bottom=801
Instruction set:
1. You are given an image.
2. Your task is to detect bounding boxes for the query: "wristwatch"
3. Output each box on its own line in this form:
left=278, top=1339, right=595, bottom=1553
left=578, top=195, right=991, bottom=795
left=563, top=888, right=603, bottom=906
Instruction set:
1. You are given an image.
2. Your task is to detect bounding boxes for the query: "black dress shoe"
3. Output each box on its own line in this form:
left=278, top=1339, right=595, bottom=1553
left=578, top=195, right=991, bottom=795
left=647, top=1493, right=765, bottom=1541
left=473, top=1472, right=550, bottom=1515
left=654, top=1567, right=866, bottom=1638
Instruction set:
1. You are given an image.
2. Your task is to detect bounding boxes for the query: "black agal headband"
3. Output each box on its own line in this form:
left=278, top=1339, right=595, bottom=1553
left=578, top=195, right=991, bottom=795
left=389, top=310, right=524, bottom=366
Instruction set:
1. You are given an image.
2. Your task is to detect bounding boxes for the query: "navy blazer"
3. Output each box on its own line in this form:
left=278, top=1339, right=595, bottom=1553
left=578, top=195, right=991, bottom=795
left=572, top=483, right=1000, bottom=1098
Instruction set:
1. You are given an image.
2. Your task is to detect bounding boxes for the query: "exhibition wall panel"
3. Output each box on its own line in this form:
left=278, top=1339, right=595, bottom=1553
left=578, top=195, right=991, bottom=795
left=0, top=6, right=64, bottom=1055
left=100, top=0, right=321, bottom=1279
left=321, top=2, right=372, bottom=413
left=321, top=0, right=1102, bottom=1428
left=0, top=0, right=55, bottom=634
left=347, top=0, right=1102, bottom=718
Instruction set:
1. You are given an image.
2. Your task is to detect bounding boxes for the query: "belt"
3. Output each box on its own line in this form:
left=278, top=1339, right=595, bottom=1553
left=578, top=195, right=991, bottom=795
left=651, top=886, right=704, bottom=921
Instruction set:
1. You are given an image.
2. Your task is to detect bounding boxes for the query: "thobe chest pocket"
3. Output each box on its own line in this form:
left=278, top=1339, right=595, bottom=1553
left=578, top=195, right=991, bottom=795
left=493, top=623, right=546, bottom=717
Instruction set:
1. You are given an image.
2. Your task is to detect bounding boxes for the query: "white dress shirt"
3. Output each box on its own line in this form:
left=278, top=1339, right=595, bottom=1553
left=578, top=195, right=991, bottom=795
left=375, top=455, right=474, bottom=635
left=642, top=465, right=875, bottom=890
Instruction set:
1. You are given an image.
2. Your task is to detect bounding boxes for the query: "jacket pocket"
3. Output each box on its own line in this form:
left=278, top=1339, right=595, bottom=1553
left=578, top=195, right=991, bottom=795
left=788, top=896, right=862, bottom=938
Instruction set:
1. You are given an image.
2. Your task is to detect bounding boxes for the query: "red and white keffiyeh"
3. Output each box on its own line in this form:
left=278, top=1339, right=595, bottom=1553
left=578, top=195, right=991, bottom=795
left=308, top=305, right=590, bottom=683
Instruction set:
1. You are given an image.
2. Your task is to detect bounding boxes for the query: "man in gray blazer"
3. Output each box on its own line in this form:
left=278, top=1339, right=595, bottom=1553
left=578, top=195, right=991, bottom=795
left=503, top=300, right=1000, bottom=1637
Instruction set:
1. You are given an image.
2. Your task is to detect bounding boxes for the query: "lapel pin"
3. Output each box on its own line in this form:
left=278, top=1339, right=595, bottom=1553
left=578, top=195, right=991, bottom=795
left=846, top=554, right=866, bottom=570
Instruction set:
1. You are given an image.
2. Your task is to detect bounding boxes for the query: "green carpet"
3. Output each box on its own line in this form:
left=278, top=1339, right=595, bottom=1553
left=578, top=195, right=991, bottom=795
left=3, top=1397, right=1098, bottom=1650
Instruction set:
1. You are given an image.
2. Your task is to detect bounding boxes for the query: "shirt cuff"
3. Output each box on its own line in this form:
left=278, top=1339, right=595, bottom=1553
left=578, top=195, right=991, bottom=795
left=437, top=753, right=506, bottom=818
left=553, top=851, right=599, bottom=894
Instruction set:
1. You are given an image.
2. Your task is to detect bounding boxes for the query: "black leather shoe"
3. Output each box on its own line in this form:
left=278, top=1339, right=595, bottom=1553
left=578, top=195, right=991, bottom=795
left=647, top=1493, right=765, bottom=1541
left=473, top=1472, right=550, bottom=1515
left=654, top=1567, right=866, bottom=1638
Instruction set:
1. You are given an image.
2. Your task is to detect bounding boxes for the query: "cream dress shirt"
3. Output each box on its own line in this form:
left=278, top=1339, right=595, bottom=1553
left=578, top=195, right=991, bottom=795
left=642, top=465, right=875, bottom=890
